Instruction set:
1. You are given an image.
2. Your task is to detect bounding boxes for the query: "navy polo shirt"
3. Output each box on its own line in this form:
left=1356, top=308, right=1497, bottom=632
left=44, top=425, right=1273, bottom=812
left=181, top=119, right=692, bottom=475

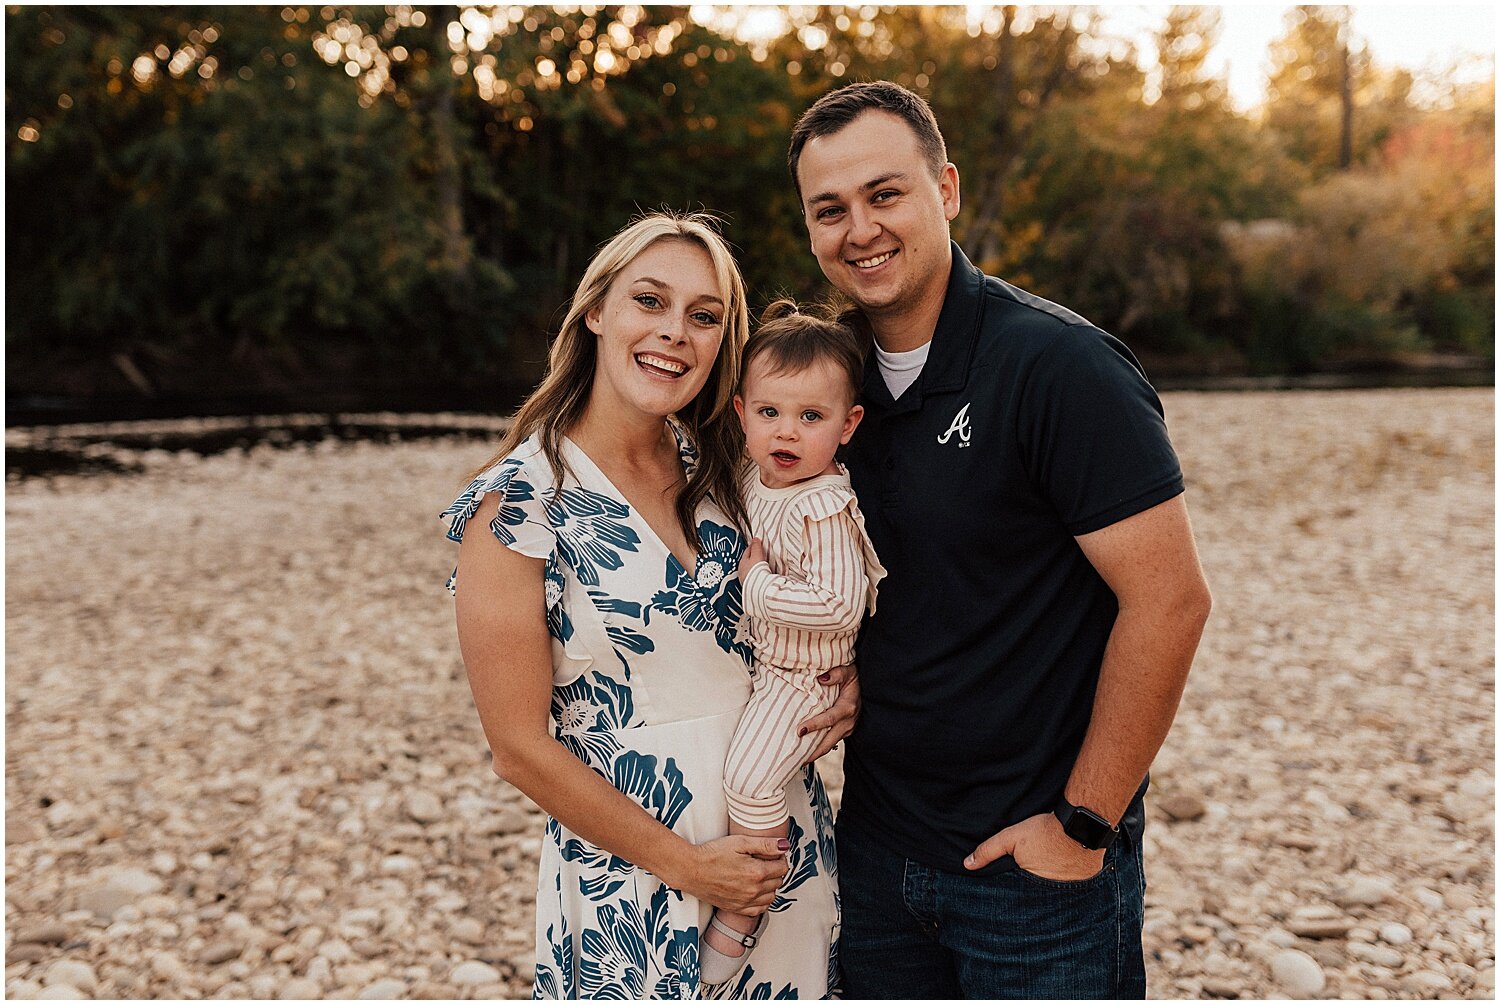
left=839, top=243, right=1184, bottom=874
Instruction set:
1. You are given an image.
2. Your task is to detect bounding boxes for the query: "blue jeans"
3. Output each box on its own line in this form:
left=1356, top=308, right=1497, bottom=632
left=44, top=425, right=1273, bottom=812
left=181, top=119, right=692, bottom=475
left=836, top=800, right=1147, bottom=999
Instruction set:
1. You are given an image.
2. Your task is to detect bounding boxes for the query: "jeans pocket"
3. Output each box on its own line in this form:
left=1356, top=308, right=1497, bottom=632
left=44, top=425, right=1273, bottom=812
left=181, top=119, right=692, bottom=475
left=1004, top=843, right=1118, bottom=891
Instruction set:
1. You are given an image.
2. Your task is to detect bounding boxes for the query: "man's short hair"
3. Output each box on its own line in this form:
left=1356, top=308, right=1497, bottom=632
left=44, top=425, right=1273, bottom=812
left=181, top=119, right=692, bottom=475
left=788, top=80, right=948, bottom=200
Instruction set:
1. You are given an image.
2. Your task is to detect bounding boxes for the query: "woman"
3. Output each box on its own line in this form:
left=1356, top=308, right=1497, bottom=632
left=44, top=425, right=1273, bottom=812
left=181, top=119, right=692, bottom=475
left=442, top=212, right=853, bottom=999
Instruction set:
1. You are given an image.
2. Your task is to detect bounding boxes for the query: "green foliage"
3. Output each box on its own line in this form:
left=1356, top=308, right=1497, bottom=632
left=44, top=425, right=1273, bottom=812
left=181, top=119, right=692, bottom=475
left=5, top=5, right=1494, bottom=408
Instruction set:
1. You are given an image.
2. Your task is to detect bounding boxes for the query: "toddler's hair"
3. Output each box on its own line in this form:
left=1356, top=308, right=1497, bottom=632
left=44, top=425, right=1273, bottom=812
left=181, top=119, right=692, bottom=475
left=742, top=299, right=868, bottom=403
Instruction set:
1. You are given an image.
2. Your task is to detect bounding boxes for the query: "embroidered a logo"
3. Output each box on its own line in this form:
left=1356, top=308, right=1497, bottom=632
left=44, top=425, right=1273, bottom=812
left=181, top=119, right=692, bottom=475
left=937, top=402, right=973, bottom=447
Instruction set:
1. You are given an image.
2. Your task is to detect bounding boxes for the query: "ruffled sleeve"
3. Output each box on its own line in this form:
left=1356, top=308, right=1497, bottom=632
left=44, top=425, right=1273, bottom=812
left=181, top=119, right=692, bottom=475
left=785, top=477, right=888, bottom=619
left=441, top=455, right=556, bottom=562
left=440, top=444, right=603, bottom=685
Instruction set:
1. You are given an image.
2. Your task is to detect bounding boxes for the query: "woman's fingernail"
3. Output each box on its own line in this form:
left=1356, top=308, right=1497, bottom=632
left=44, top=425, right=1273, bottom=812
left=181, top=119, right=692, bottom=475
left=777, top=839, right=791, bottom=850
left=797, top=728, right=807, bottom=737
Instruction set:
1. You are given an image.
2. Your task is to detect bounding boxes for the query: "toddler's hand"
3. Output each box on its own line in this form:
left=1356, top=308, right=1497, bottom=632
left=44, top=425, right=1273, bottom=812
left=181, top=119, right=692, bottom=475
left=745, top=537, right=766, bottom=570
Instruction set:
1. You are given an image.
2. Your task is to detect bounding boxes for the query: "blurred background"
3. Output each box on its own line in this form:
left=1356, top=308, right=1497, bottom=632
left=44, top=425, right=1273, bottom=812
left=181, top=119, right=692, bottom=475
left=6, top=4, right=1495, bottom=424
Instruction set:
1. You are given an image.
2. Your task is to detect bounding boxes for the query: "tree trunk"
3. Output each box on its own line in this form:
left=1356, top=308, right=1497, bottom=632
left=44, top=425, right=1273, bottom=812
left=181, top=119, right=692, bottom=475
left=1338, top=34, right=1353, bottom=170
left=429, top=4, right=472, bottom=284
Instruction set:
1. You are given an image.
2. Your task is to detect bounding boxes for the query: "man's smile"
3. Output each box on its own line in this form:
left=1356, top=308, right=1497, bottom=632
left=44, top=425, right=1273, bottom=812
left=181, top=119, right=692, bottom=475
left=849, top=250, right=898, bottom=269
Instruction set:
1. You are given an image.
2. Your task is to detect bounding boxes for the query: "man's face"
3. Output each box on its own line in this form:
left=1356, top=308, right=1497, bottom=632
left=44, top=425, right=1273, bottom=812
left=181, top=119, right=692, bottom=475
left=796, top=110, right=960, bottom=320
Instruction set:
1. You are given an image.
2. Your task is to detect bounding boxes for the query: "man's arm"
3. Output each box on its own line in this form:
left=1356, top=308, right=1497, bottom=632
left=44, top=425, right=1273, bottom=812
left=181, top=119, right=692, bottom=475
left=966, top=493, right=1211, bottom=877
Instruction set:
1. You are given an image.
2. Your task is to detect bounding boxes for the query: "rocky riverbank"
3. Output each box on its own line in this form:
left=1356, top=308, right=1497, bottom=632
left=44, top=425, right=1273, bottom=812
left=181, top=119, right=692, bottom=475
left=5, top=388, right=1494, bottom=999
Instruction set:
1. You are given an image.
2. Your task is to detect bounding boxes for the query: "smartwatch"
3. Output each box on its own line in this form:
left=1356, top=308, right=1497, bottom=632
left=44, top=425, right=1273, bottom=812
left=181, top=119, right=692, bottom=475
left=1053, top=795, right=1120, bottom=851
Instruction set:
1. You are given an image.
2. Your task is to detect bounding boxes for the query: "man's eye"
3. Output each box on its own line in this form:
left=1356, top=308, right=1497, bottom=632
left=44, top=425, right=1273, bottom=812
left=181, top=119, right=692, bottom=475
left=634, top=294, right=661, bottom=308
left=873, top=189, right=899, bottom=203
left=816, top=206, right=843, bottom=221
left=801, top=411, right=822, bottom=422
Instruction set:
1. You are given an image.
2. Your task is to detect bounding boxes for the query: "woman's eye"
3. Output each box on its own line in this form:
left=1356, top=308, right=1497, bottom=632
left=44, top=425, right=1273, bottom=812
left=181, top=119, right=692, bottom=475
left=801, top=411, right=822, bottom=422
left=691, top=311, right=721, bottom=326
left=634, top=293, right=661, bottom=309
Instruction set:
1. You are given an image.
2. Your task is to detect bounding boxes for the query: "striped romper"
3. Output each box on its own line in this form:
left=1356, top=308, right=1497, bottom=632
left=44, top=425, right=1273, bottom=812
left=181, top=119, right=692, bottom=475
left=725, top=464, right=886, bottom=829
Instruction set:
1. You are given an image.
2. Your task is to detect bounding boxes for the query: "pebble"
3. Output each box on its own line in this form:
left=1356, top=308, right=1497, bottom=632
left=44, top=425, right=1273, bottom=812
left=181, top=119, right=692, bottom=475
left=451, top=917, right=486, bottom=944
left=279, top=977, right=323, bottom=999
left=1378, top=922, right=1413, bottom=946
left=7, top=945, right=50, bottom=965
left=1412, top=887, right=1445, bottom=911
left=1333, top=875, right=1394, bottom=907
left=1155, top=793, right=1207, bottom=822
left=1287, top=918, right=1353, bottom=939
left=13, top=924, right=69, bottom=946
left=1269, top=949, right=1326, bottom=998
left=36, top=986, right=86, bottom=1001
left=200, top=940, right=244, bottom=965
left=450, top=961, right=502, bottom=986
left=1271, top=832, right=1318, bottom=851
left=1400, top=970, right=1451, bottom=996
left=6, top=393, right=1492, bottom=1003
left=405, top=790, right=443, bottom=823
left=1347, top=942, right=1404, bottom=967
left=1201, top=978, right=1243, bottom=999
left=7, top=980, right=44, bottom=1000
left=41, top=960, right=97, bottom=994
left=359, top=978, right=408, bottom=999
left=1442, top=886, right=1478, bottom=910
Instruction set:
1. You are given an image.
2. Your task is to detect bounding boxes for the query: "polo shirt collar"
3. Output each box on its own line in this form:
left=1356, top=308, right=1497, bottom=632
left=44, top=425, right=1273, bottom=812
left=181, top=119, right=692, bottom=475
left=861, top=240, right=984, bottom=414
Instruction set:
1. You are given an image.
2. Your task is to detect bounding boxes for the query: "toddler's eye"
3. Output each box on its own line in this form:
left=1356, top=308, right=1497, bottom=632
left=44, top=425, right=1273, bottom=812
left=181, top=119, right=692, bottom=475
left=801, top=410, right=822, bottom=422
left=758, top=407, right=778, bottom=419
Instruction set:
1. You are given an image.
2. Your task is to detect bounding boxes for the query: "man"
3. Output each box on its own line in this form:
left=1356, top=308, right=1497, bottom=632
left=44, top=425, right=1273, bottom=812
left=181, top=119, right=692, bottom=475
left=788, top=81, right=1213, bottom=998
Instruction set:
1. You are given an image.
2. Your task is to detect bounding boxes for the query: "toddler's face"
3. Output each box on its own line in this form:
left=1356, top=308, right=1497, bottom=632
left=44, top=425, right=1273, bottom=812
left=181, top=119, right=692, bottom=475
left=734, top=355, right=863, bottom=488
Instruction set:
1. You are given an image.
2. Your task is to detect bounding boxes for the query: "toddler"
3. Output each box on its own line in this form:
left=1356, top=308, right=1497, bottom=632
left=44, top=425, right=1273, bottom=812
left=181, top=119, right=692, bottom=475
left=701, top=300, right=886, bottom=984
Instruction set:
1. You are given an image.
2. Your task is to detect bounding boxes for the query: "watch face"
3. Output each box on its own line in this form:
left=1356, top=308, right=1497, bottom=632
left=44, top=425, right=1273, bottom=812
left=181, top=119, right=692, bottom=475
left=1062, top=805, right=1116, bottom=849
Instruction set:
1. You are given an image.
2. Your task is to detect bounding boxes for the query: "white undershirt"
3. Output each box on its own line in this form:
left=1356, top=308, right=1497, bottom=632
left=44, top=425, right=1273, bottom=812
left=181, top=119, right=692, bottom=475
left=875, top=340, right=931, bottom=400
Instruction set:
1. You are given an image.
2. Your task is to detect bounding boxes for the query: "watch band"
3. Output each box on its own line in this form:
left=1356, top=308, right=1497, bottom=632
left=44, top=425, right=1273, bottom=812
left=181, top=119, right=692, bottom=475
left=1053, top=795, right=1120, bottom=850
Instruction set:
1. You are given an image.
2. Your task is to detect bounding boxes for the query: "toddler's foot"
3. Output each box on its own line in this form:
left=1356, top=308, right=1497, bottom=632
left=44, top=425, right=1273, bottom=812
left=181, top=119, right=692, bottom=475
left=700, top=909, right=768, bottom=985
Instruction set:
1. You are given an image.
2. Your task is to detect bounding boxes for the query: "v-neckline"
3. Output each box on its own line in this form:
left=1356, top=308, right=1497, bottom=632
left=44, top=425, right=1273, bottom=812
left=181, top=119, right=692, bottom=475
left=562, top=434, right=702, bottom=579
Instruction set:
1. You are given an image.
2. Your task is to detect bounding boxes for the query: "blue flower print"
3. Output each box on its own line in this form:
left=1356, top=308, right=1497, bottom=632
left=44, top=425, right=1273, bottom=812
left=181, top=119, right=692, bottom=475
left=442, top=457, right=534, bottom=545
left=768, top=814, right=819, bottom=913
left=533, top=919, right=577, bottom=1000
left=550, top=670, right=636, bottom=771
left=708, top=963, right=796, bottom=1000
left=809, top=765, right=838, bottom=882
left=587, top=590, right=655, bottom=656
left=544, top=487, right=642, bottom=587
left=653, top=928, right=699, bottom=999
left=646, top=520, right=753, bottom=662
left=578, top=902, right=649, bottom=999
left=612, top=752, right=694, bottom=830
left=545, top=557, right=573, bottom=643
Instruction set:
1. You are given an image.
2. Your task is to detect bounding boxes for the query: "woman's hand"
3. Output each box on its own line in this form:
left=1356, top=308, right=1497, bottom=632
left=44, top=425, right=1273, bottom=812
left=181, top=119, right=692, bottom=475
left=671, top=835, right=788, bottom=915
left=799, top=663, right=860, bottom=763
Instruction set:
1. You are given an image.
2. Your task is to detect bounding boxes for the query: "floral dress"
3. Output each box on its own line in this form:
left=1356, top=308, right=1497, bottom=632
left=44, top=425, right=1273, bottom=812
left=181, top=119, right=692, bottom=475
left=443, top=429, right=840, bottom=1000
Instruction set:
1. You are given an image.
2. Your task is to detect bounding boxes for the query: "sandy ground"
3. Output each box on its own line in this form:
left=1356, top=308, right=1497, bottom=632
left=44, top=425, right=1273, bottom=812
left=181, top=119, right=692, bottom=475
left=5, top=387, right=1494, bottom=1000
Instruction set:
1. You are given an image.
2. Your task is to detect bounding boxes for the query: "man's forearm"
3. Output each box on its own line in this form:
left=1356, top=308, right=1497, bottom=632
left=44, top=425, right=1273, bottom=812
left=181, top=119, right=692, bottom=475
left=1063, top=593, right=1211, bottom=824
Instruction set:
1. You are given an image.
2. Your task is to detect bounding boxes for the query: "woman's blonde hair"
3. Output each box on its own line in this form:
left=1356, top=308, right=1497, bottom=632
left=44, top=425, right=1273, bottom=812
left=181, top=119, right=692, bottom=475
left=471, top=211, right=751, bottom=539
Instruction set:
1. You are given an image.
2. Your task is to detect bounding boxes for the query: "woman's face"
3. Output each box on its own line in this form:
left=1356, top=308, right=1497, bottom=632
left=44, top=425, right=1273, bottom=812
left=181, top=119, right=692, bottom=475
left=585, top=239, right=726, bottom=425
